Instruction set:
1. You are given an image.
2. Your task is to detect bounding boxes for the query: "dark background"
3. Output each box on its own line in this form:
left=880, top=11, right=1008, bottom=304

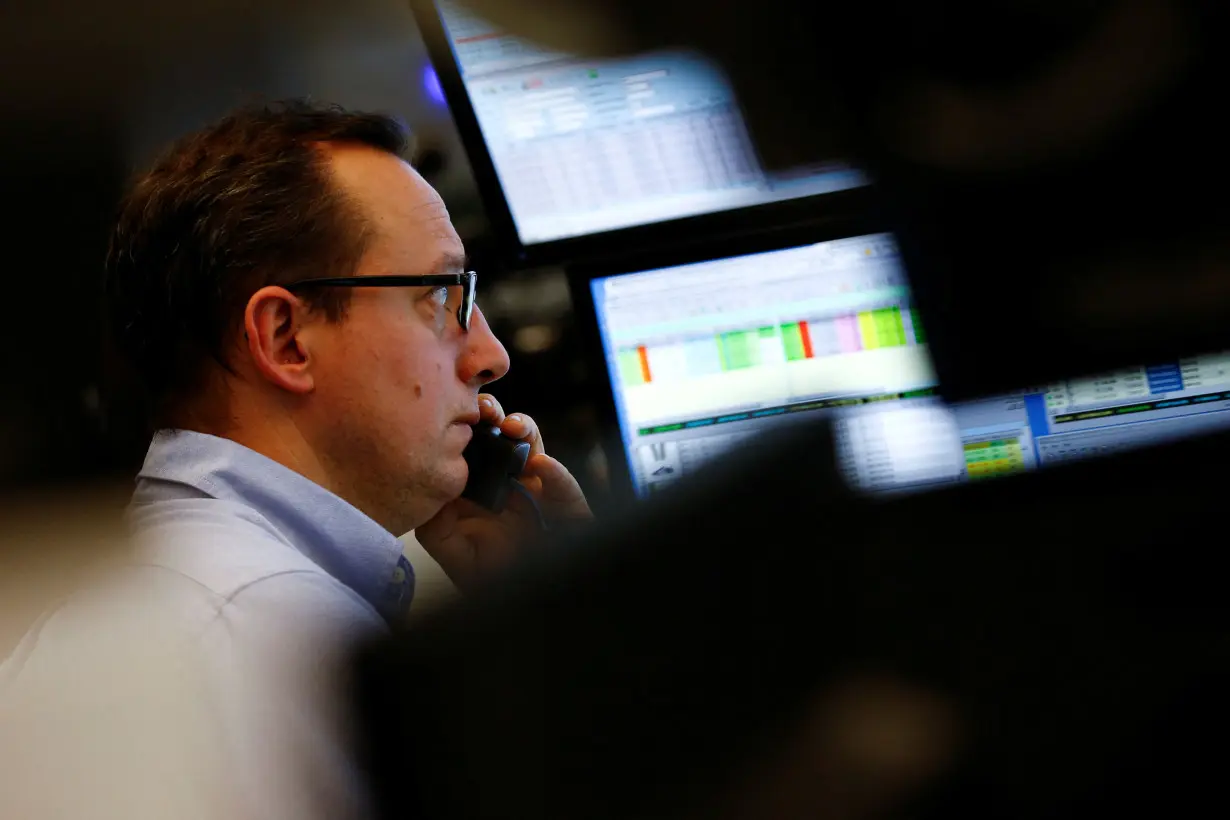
left=0, top=0, right=609, bottom=502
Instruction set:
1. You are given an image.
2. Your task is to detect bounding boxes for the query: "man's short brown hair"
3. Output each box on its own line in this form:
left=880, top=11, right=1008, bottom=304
left=104, top=99, right=409, bottom=419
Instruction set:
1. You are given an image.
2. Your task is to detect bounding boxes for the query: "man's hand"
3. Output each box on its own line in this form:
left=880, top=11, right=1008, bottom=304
left=415, top=393, right=592, bottom=590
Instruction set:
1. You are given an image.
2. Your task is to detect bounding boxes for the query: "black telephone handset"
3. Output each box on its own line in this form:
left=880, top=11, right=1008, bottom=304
left=461, top=423, right=532, bottom=513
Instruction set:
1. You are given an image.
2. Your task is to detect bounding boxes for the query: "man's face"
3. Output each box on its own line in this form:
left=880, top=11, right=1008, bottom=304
left=303, top=145, right=510, bottom=534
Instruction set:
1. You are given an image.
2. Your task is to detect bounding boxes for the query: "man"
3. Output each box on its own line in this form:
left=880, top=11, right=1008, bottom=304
left=1, top=100, right=590, bottom=818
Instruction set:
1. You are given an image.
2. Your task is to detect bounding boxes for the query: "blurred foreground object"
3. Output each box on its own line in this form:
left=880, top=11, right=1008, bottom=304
left=454, top=0, right=1230, bottom=400
left=354, top=421, right=1230, bottom=819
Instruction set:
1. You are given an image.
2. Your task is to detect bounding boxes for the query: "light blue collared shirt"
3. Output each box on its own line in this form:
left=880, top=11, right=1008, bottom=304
left=131, top=429, right=414, bottom=623
left=1, top=429, right=418, bottom=820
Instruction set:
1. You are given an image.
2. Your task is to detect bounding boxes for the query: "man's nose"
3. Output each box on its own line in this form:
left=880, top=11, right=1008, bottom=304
left=459, top=306, right=511, bottom=387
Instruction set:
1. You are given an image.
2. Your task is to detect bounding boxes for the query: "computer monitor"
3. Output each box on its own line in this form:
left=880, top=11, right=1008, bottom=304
left=412, top=0, right=867, bottom=262
left=582, top=232, right=1230, bottom=497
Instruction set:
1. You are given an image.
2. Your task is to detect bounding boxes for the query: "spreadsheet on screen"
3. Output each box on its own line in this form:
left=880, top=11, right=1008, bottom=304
left=435, top=0, right=866, bottom=245
left=590, top=234, right=1230, bottom=496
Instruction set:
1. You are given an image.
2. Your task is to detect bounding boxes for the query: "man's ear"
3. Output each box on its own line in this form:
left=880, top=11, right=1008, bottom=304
left=243, top=286, right=316, bottom=395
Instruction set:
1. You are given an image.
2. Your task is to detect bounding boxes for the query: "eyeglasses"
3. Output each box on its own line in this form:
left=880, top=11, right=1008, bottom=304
left=286, top=272, right=477, bottom=332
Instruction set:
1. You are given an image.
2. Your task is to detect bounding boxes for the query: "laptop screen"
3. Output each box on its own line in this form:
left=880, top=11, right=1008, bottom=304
left=432, top=0, right=866, bottom=246
left=590, top=233, right=1230, bottom=495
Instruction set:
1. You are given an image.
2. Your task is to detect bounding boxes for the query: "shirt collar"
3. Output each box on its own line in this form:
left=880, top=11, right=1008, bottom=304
left=133, top=429, right=414, bottom=622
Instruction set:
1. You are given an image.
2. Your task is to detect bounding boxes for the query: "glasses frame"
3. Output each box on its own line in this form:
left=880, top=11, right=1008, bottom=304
left=286, top=272, right=477, bottom=332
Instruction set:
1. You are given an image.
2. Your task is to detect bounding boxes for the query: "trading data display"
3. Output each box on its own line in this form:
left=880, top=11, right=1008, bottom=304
left=435, top=0, right=866, bottom=245
left=592, top=235, right=1230, bottom=496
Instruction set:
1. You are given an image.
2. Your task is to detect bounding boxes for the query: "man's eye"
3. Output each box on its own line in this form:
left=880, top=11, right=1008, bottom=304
left=429, top=286, right=450, bottom=307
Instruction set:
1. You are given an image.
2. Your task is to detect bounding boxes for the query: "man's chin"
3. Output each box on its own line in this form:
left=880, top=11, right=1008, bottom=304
left=440, top=461, right=470, bottom=502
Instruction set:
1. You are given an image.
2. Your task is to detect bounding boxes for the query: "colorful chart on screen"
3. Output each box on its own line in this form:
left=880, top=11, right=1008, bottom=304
left=591, top=234, right=1230, bottom=496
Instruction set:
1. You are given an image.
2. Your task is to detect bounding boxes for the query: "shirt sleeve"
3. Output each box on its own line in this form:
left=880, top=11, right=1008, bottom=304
left=200, top=570, right=388, bottom=820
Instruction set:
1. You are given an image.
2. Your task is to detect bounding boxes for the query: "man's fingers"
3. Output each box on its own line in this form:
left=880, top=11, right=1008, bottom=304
left=414, top=504, right=470, bottom=580
left=461, top=495, right=501, bottom=517
left=414, top=499, right=457, bottom=543
left=500, top=412, right=545, bottom=456
left=524, top=453, right=591, bottom=517
left=515, top=474, right=544, bottom=499
left=523, top=454, right=575, bottom=499
left=455, top=517, right=524, bottom=576
left=478, top=393, right=506, bottom=427
left=417, top=498, right=524, bottom=589
left=416, top=497, right=497, bottom=551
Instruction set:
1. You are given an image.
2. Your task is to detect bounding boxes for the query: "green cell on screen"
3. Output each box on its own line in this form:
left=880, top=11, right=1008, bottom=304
left=909, top=310, right=927, bottom=344
left=617, top=349, right=644, bottom=385
left=875, top=307, right=907, bottom=347
left=718, top=330, right=759, bottom=370
left=781, top=322, right=807, bottom=361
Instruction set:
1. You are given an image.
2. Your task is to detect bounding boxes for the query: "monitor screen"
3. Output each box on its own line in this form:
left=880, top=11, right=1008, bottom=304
left=432, top=0, right=866, bottom=246
left=590, top=234, right=1230, bottom=496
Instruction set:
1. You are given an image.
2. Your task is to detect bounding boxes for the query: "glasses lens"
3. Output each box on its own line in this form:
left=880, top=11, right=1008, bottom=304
left=459, top=272, right=476, bottom=331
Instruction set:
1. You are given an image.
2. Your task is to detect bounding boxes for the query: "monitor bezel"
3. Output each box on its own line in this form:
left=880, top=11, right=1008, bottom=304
left=565, top=213, right=890, bottom=503
left=410, top=0, right=875, bottom=270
